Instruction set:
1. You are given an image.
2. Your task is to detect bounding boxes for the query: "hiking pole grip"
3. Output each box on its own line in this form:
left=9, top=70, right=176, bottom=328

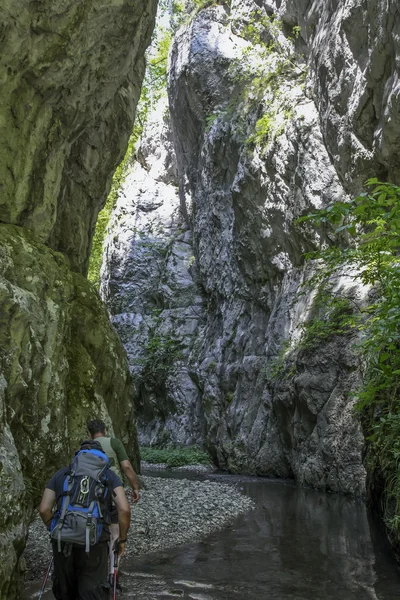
left=113, top=538, right=127, bottom=562
left=113, top=543, right=119, bottom=569
left=38, top=556, right=54, bottom=600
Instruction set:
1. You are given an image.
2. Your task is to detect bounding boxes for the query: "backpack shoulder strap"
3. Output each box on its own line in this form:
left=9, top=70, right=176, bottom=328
left=56, top=475, right=74, bottom=552
left=85, top=500, right=97, bottom=553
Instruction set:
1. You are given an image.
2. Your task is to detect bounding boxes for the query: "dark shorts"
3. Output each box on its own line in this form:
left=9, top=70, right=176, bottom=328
left=52, top=541, right=109, bottom=600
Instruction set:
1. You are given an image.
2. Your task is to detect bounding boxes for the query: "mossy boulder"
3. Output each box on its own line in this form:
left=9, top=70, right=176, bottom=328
left=0, top=225, right=138, bottom=598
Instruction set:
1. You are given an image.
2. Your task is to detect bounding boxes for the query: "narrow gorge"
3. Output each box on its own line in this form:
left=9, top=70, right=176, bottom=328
left=100, top=0, right=399, bottom=496
left=1, top=0, right=400, bottom=598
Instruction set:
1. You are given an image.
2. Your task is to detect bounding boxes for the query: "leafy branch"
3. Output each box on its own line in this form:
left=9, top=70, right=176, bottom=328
left=297, top=179, right=400, bottom=538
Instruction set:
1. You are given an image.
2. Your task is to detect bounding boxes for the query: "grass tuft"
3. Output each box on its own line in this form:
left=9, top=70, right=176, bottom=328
left=140, top=447, right=211, bottom=468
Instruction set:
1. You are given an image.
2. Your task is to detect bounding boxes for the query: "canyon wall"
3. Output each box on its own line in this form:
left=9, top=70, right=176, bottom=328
left=102, top=0, right=399, bottom=500
left=101, top=99, right=205, bottom=447
left=0, top=1, right=157, bottom=597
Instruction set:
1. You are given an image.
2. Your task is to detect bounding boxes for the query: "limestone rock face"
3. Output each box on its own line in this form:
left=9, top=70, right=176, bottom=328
left=101, top=100, right=206, bottom=447
left=164, top=0, right=396, bottom=492
left=0, top=0, right=157, bottom=274
left=165, top=2, right=373, bottom=494
left=100, top=0, right=399, bottom=497
left=0, top=378, right=26, bottom=600
left=0, top=225, right=139, bottom=597
left=0, top=1, right=156, bottom=596
left=267, top=0, right=400, bottom=187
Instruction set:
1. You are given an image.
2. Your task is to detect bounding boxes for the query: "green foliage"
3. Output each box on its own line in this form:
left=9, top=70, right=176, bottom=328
left=192, top=0, right=222, bottom=10
left=160, top=0, right=228, bottom=32
left=240, top=12, right=283, bottom=46
left=88, top=7, right=174, bottom=287
left=248, top=108, right=293, bottom=146
left=298, top=179, right=400, bottom=537
left=190, top=0, right=231, bottom=20
left=136, top=334, right=184, bottom=391
left=230, top=11, right=306, bottom=82
left=135, top=26, right=172, bottom=140
left=298, top=293, right=355, bottom=352
left=140, top=446, right=211, bottom=467
left=205, top=113, right=219, bottom=131
left=266, top=340, right=292, bottom=381
left=292, top=25, right=301, bottom=39
left=224, top=10, right=306, bottom=151
left=88, top=134, right=137, bottom=288
left=249, top=113, right=275, bottom=144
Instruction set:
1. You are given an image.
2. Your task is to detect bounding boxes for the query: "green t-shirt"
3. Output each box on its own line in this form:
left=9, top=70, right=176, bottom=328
left=95, top=436, right=128, bottom=478
left=110, top=437, right=129, bottom=463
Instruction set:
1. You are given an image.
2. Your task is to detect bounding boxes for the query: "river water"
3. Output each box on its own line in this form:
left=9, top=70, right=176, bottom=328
left=24, top=471, right=400, bottom=599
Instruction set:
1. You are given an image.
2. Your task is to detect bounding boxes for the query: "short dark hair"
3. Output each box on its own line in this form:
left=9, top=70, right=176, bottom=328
left=87, top=419, right=106, bottom=436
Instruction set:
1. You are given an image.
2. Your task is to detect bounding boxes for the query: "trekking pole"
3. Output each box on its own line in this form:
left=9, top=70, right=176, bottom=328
left=112, top=541, right=119, bottom=600
left=38, top=556, right=54, bottom=600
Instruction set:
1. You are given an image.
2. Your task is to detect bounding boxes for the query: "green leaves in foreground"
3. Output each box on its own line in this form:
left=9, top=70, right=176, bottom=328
left=140, top=447, right=211, bottom=467
left=298, top=179, right=400, bottom=535
left=297, top=179, right=400, bottom=402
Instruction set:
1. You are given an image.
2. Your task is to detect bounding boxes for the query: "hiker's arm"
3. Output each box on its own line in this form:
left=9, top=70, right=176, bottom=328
left=120, top=459, right=140, bottom=502
left=113, top=486, right=130, bottom=555
left=39, top=488, right=56, bottom=529
left=112, top=438, right=140, bottom=502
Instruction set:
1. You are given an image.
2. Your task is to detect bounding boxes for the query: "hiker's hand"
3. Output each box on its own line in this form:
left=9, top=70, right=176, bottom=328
left=117, top=540, right=127, bottom=557
left=131, top=488, right=140, bottom=503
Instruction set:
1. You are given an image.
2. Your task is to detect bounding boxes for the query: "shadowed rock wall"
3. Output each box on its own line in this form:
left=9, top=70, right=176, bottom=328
left=1, top=0, right=156, bottom=274
left=0, top=1, right=157, bottom=597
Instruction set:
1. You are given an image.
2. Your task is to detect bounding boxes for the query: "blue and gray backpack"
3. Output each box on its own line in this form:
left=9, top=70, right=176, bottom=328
left=51, top=441, right=111, bottom=553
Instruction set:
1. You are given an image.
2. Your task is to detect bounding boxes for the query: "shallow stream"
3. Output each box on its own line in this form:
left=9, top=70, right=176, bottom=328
left=24, top=471, right=400, bottom=599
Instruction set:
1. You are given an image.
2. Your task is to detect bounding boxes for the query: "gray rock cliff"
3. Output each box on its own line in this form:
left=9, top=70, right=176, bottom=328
left=101, top=99, right=206, bottom=447
left=102, top=0, right=399, bottom=499
left=167, top=2, right=369, bottom=493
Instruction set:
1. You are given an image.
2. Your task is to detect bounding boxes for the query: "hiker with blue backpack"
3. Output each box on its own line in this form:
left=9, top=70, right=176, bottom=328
left=87, top=419, right=140, bottom=592
left=39, top=439, right=131, bottom=599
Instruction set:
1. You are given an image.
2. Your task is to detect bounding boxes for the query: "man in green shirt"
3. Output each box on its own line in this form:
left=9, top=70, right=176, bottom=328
left=39, top=439, right=131, bottom=599
left=87, top=419, right=140, bottom=591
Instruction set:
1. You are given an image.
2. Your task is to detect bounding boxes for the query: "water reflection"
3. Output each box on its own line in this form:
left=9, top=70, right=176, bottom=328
left=24, top=473, right=400, bottom=600
left=127, top=474, right=400, bottom=600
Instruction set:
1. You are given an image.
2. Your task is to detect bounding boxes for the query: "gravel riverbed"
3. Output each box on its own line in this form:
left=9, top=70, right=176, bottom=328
left=24, top=473, right=255, bottom=582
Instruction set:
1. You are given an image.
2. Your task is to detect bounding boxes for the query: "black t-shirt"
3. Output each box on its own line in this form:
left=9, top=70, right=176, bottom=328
left=46, top=466, right=123, bottom=540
